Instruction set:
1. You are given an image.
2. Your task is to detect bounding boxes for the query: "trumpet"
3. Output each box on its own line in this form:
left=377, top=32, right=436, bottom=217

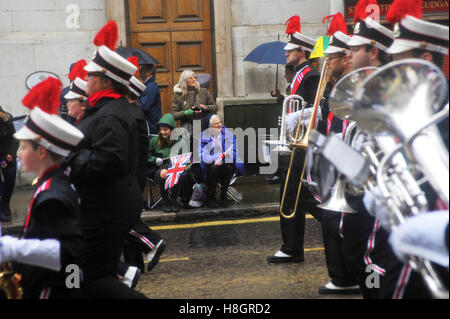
left=353, top=59, right=449, bottom=299
left=279, top=58, right=329, bottom=219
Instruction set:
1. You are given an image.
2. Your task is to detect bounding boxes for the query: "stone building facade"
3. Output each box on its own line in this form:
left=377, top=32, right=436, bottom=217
left=1, top=0, right=344, bottom=116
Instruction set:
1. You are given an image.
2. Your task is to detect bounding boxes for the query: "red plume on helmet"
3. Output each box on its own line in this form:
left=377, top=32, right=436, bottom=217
left=127, top=56, right=140, bottom=76
left=22, top=77, right=62, bottom=115
left=323, top=12, right=348, bottom=36
left=386, top=0, right=423, bottom=25
left=68, top=59, right=88, bottom=81
left=285, top=15, right=301, bottom=35
left=354, top=0, right=379, bottom=23
left=93, top=20, right=119, bottom=51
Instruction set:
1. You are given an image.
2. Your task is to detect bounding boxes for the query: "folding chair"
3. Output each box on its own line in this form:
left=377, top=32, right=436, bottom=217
left=217, top=174, right=243, bottom=204
left=145, top=177, right=163, bottom=210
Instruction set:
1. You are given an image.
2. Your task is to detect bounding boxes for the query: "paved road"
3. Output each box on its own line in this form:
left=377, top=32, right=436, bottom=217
left=135, top=215, right=362, bottom=299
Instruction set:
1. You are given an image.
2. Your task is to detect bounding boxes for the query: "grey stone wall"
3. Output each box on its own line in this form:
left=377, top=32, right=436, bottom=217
left=0, top=0, right=107, bottom=116
left=230, top=0, right=339, bottom=98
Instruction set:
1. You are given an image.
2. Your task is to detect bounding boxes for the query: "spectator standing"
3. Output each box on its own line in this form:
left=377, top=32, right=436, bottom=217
left=139, top=64, right=162, bottom=136
left=0, top=106, right=19, bottom=222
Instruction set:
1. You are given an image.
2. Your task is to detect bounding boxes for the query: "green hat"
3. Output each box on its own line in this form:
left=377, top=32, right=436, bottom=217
left=157, top=113, right=177, bottom=130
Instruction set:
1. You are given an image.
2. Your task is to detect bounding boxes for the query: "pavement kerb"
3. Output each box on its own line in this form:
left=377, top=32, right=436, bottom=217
left=1, top=202, right=280, bottom=236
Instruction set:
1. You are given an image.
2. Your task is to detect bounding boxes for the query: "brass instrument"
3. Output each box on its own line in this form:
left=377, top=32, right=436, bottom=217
left=0, top=263, right=23, bottom=299
left=353, top=59, right=449, bottom=299
left=273, top=95, right=307, bottom=154
left=313, top=67, right=377, bottom=212
left=280, top=58, right=329, bottom=219
left=316, top=121, right=358, bottom=213
left=0, top=220, right=23, bottom=299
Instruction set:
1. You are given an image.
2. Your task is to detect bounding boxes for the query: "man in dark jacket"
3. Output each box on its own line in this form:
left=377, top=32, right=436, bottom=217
left=0, top=106, right=19, bottom=222
left=68, top=42, right=147, bottom=298
left=139, top=64, right=162, bottom=136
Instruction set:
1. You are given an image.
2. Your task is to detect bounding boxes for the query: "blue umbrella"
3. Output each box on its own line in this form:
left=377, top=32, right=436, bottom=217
left=244, top=40, right=287, bottom=89
left=243, top=41, right=287, bottom=65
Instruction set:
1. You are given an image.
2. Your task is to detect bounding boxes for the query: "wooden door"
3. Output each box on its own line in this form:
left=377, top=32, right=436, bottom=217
left=128, top=0, right=214, bottom=116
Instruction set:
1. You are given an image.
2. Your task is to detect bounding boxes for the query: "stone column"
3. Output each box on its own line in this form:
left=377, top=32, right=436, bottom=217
left=106, top=0, right=128, bottom=47
left=213, top=0, right=234, bottom=98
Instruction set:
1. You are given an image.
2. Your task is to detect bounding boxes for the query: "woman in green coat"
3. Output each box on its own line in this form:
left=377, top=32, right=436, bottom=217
left=148, top=113, right=190, bottom=212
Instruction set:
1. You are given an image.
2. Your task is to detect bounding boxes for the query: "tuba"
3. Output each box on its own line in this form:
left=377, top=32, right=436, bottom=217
left=353, top=59, right=449, bottom=299
left=315, top=67, right=378, bottom=212
left=280, top=58, right=329, bottom=218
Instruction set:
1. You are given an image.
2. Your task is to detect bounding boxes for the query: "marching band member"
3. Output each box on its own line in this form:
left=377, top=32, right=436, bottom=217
left=341, top=0, right=396, bottom=299
left=316, top=20, right=360, bottom=294
left=362, top=0, right=449, bottom=299
left=267, top=15, right=321, bottom=264
left=64, top=60, right=88, bottom=125
left=119, top=63, right=166, bottom=284
left=66, top=21, right=146, bottom=298
left=0, top=78, right=85, bottom=299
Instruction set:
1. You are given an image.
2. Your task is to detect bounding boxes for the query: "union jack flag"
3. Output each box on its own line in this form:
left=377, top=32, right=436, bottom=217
left=165, top=153, right=192, bottom=190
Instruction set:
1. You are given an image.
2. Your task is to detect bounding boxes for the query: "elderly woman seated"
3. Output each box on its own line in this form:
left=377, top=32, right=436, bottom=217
left=199, top=115, right=245, bottom=208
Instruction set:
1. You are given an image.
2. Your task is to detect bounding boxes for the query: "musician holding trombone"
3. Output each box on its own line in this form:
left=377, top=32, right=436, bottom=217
left=267, top=16, right=321, bottom=264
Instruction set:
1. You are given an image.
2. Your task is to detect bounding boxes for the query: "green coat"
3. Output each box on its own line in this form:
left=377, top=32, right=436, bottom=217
left=171, top=85, right=218, bottom=127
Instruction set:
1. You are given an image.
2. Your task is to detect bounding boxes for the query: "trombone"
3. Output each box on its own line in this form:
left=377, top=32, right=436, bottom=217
left=280, top=58, right=329, bottom=219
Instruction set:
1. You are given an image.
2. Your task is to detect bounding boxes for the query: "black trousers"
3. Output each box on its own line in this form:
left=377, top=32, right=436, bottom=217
left=278, top=151, right=318, bottom=257
left=206, top=164, right=235, bottom=197
left=81, top=218, right=132, bottom=283
left=315, top=209, right=358, bottom=287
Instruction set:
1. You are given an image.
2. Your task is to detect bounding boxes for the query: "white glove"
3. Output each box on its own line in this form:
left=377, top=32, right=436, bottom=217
left=363, top=186, right=392, bottom=232
left=0, top=236, right=61, bottom=272
left=156, top=158, right=163, bottom=167
left=353, top=133, right=372, bottom=152
left=389, top=211, right=449, bottom=268
left=286, top=107, right=322, bottom=135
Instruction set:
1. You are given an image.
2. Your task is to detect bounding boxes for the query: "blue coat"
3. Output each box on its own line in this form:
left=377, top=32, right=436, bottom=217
left=139, top=77, right=162, bottom=135
left=199, top=126, right=245, bottom=181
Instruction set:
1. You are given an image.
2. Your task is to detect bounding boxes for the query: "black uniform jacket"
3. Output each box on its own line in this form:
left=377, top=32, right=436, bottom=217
left=129, top=102, right=149, bottom=192
left=69, top=97, right=140, bottom=224
left=292, top=61, right=320, bottom=106
left=15, top=165, right=84, bottom=299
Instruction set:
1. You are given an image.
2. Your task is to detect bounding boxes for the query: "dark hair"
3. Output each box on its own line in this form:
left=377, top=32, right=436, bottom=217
left=295, top=48, right=311, bottom=60
left=365, top=45, right=392, bottom=65
left=409, top=48, right=445, bottom=69
left=89, top=72, right=130, bottom=96
left=140, top=64, right=157, bottom=79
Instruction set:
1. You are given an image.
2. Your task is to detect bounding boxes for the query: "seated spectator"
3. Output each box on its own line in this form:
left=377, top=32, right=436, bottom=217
left=199, top=115, right=245, bottom=208
left=148, top=113, right=190, bottom=213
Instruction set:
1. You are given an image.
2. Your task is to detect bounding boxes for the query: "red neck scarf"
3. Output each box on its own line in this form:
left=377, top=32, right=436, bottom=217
left=88, top=89, right=123, bottom=107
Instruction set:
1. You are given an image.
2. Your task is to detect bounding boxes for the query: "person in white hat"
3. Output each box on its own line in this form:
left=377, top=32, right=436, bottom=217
left=66, top=21, right=147, bottom=298
left=118, top=57, right=167, bottom=280
left=347, top=16, right=394, bottom=70
left=360, top=0, right=450, bottom=300
left=64, top=60, right=89, bottom=125
left=0, top=77, right=85, bottom=299
left=267, top=15, right=321, bottom=265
